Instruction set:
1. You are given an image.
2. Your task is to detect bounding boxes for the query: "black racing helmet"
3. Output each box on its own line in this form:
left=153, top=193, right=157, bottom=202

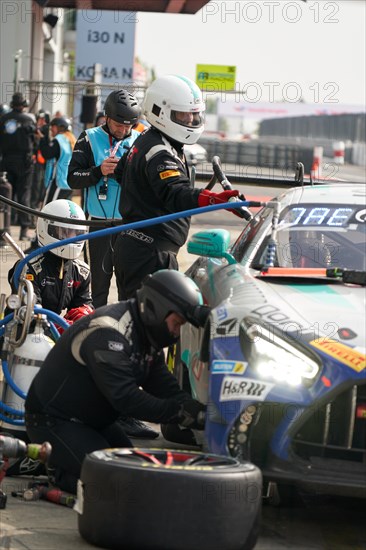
left=104, top=89, right=140, bottom=125
left=137, top=270, right=210, bottom=349
left=10, top=92, right=28, bottom=108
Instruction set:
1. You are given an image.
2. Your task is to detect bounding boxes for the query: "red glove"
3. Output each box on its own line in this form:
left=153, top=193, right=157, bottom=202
left=55, top=305, right=94, bottom=335
left=198, top=189, right=245, bottom=218
left=198, top=189, right=239, bottom=207
left=64, top=304, right=94, bottom=324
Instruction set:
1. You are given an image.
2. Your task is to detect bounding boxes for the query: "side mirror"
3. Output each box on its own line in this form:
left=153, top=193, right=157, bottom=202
left=187, top=229, right=236, bottom=264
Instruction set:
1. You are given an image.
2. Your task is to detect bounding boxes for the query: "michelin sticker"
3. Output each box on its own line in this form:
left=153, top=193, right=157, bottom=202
left=219, top=376, right=274, bottom=402
left=212, top=360, right=247, bottom=375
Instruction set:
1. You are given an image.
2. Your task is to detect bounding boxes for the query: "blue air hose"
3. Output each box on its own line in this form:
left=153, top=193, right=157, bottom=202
left=13, top=200, right=258, bottom=289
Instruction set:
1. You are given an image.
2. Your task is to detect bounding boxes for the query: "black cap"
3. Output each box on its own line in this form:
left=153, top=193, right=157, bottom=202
left=50, top=117, right=70, bottom=129
left=10, top=93, right=28, bottom=108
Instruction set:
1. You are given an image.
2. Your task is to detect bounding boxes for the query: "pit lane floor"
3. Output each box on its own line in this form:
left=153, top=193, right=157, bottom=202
left=1, top=433, right=365, bottom=550
left=1, top=164, right=366, bottom=549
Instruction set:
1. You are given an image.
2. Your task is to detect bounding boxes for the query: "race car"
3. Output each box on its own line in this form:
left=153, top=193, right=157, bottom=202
left=169, top=182, right=366, bottom=500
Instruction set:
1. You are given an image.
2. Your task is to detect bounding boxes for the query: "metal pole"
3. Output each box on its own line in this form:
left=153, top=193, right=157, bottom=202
left=13, top=50, right=23, bottom=92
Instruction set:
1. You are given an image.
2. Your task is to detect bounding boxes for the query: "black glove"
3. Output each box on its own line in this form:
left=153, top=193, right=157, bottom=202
left=178, top=399, right=206, bottom=430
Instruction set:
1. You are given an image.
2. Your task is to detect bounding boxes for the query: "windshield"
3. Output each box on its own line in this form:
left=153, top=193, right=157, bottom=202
left=252, top=204, right=366, bottom=271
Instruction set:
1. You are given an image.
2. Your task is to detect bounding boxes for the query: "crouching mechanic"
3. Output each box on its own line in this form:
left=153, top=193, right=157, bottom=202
left=25, top=270, right=209, bottom=494
left=8, top=199, right=94, bottom=328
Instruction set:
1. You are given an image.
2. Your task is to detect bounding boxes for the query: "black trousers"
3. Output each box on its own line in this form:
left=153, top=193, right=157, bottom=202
left=113, top=231, right=179, bottom=300
left=86, top=224, right=122, bottom=307
left=1, top=154, right=32, bottom=228
left=30, top=163, right=46, bottom=209
left=26, top=413, right=132, bottom=495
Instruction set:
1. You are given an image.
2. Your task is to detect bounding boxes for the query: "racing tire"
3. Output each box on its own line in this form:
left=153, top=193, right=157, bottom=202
left=77, top=448, right=262, bottom=550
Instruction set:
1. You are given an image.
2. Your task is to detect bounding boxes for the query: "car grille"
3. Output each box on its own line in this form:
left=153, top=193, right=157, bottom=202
left=292, top=383, right=366, bottom=463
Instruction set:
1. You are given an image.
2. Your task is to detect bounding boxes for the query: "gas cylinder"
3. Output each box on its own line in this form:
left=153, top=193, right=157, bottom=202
left=1, top=316, right=54, bottom=432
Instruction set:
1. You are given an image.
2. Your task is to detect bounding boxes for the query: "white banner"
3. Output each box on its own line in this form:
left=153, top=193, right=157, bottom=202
left=217, top=101, right=366, bottom=120
left=73, top=10, right=136, bottom=133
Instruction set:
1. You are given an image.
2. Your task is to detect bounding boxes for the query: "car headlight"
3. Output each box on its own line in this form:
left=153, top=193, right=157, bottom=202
left=240, top=317, right=321, bottom=387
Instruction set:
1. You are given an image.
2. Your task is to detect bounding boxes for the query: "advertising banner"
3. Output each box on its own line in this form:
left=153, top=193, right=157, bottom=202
left=74, top=9, right=136, bottom=132
left=217, top=100, right=366, bottom=120
left=196, top=64, right=236, bottom=91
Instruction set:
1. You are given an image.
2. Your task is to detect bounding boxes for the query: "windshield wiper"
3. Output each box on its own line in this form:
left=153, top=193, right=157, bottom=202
left=326, top=268, right=366, bottom=286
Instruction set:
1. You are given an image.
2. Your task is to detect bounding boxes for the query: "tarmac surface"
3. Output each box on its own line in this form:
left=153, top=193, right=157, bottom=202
left=1, top=162, right=365, bottom=549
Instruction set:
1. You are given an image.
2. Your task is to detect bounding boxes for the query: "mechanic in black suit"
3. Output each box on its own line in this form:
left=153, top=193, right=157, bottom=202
left=0, top=93, right=35, bottom=240
left=25, top=270, right=209, bottom=494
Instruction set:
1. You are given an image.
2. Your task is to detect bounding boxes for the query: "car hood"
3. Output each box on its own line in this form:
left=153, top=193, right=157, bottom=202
left=216, top=265, right=366, bottom=350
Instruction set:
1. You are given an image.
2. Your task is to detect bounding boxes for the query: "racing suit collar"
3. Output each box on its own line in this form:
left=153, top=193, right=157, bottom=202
left=129, top=299, right=156, bottom=353
left=151, top=127, right=184, bottom=155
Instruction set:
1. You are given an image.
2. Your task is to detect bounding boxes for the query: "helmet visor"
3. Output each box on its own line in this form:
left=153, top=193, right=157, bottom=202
left=171, top=110, right=204, bottom=129
left=48, top=225, right=87, bottom=240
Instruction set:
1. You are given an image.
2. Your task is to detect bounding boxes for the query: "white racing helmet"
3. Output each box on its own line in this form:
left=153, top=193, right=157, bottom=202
left=37, top=200, right=88, bottom=260
left=143, top=75, right=205, bottom=145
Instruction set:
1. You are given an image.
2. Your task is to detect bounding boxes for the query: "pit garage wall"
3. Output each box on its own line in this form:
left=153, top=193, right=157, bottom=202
left=0, top=0, right=32, bottom=104
left=259, top=114, right=365, bottom=143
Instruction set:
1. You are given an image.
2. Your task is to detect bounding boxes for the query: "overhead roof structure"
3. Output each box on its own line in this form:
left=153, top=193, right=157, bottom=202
left=41, top=0, right=210, bottom=14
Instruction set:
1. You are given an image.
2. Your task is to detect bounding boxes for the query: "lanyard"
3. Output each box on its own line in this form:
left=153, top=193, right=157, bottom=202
left=108, top=134, right=122, bottom=156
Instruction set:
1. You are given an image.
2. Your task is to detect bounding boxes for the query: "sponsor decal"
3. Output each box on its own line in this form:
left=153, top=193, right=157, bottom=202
left=159, top=170, right=180, bottom=180
left=310, top=339, right=366, bottom=372
left=212, top=360, right=247, bottom=375
left=78, top=265, right=89, bottom=279
left=126, top=229, right=153, bottom=244
left=19, top=457, right=42, bottom=474
left=219, top=376, right=274, bottom=402
left=217, top=306, right=228, bottom=322
left=25, top=274, right=34, bottom=281
left=5, top=119, right=18, bottom=134
left=143, top=464, right=213, bottom=471
left=108, top=341, right=124, bottom=351
left=127, top=145, right=138, bottom=163
left=40, top=277, right=55, bottom=287
left=216, top=318, right=238, bottom=336
left=157, top=163, right=178, bottom=172
left=30, top=259, right=43, bottom=274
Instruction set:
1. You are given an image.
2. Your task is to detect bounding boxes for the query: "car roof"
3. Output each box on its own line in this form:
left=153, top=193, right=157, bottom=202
left=275, top=183, right=366, bottom=207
